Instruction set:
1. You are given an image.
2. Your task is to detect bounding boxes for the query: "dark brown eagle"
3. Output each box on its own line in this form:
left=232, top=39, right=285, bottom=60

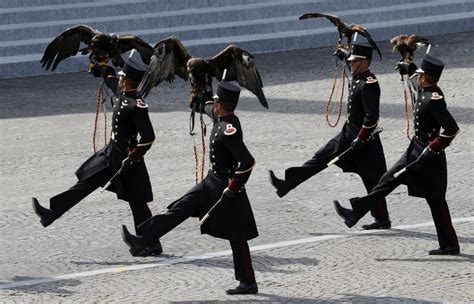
left=41, top=24, right=154, bottom=71
left=299, top=12, right=382, bottom=59
left=390, top=34, right=430, bottom=61
left=137, top=36, right=267, bottom=108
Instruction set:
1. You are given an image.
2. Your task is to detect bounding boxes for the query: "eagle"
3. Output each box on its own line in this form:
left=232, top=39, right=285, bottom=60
left=137, top=36, right=268, bottom=109
left=299, top=12, right=382, bottom=59
left=40, top=24, right=154, bottom=72
left=390, top=34, right=430, bottom=61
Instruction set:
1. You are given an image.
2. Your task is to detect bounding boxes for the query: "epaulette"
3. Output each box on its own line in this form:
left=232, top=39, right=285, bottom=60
left=224, top=123, right=237, bottom=136
left=136, top=99, right=148, bottom=108
left=431, top=92, right=444, bottom=100
left=365, top=76, right=378, bottom=84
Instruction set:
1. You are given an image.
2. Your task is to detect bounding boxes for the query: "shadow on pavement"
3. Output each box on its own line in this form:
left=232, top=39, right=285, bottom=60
left=0, top=275, right=80, bottom=294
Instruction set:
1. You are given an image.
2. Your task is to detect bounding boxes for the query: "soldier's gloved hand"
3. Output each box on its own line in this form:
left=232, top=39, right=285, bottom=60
left=351, top=138, right=364, bottom=150
left=417, top=146, right=437, bottom=166
left=219, top=187, right=237, bottom=205
left=333, top=47, right=350, bottom=61
left=90, top=64, right=115, bottom=78
left=397, top=61, right=416, bottom=76
left=128, top=147, right=143, bottom=162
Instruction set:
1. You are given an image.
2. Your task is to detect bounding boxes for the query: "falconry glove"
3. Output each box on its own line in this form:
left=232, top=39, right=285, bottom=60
left=397, top=61, right=416, bottom=76
left=333, top=47, right=350, bottom=61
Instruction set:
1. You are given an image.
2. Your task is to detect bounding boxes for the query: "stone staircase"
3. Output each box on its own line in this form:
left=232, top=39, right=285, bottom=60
left=1, top=0, right=473, bottom=78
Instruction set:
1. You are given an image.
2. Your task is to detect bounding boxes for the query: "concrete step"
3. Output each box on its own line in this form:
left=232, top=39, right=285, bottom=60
left=0, top=0, right=421, bottom=39
left=0, top=0, right=278, bottom=25
left=1, top=0, right=472, bottom=57
left=2, top=11, right=473, bottom=79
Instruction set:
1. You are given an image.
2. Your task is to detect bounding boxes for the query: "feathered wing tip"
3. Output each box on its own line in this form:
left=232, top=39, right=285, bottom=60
left=210, top=45, right=268, bottom=109
left=41, top=24, right=98, bottom=71
left=137, top=36, right=191, bottom=98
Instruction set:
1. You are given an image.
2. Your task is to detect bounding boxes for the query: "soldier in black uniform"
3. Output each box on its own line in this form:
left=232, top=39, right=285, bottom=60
left=334, top=54, right=460, bottom=255
left=32, top=50, right=158, bottom=250
left=269, top=44, right=391, bottom=229
left=121, top=81, right=259, bottom=295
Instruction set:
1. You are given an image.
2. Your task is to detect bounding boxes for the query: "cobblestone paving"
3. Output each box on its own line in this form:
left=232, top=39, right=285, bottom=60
left=0, top=32, right=473, bottom=303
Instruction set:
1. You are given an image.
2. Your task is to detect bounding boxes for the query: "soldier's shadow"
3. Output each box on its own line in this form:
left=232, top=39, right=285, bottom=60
left=0, top=275, right=80, bottom=294
left=180, top=254, right=319, bottom=275
left=172, top=292, right=437, bottom=303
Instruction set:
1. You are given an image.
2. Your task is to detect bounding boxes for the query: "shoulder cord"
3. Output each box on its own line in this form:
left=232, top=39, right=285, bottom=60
left=325, top=64, right=346, bottom=127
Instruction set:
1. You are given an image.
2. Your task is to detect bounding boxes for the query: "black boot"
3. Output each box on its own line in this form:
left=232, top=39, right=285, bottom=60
left=333, top=200, right=359, bottom=228
left=428, top=246, right=460, bottom=255
left=269, top=170, right=290, bottom=198
left=121, top=225, right=162, bottom=257
left=32, top=197, right=56, bottom=227
left=361, top=219, right=391, bottom=230
left=226, top=282, right=258, bottom=295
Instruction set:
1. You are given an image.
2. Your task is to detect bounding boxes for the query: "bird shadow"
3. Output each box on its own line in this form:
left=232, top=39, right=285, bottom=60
left=0, top=275, right=80, bottom=294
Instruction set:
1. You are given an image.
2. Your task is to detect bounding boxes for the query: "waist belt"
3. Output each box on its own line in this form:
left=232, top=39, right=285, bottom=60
left=210, top=167, right=234, bottom=177
left=415, top=130, right=438, bottom=142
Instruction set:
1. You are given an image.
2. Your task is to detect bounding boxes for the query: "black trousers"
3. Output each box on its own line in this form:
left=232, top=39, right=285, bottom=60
left=284, top=155, right=389, bottom=221
left=351, top=172, right=459, bottom=249
left=49, top=169, right=152, bottom=233
left=137, top=195, right=256, bottom=283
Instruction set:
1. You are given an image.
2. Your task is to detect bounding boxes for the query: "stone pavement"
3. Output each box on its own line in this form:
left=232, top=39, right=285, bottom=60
left=0, top=32, right=473, bottom=303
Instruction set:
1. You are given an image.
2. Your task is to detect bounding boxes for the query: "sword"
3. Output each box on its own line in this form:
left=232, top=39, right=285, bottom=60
left=393, top=147, right=428, bottom=178
left=101, top=157, right=132, bottom=193
left=327, top=127, right=383, bottom=166
left=199, top=197, right=224, bottom=226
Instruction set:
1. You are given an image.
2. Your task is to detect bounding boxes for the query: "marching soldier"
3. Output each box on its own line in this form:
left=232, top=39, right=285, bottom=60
left=32, top=50, right=160, bottom=253
left=121, top=81, right=259, bottom=295
left=269, top=44, right=391, bottom=229
left=334, top=54, right=460, bottom=255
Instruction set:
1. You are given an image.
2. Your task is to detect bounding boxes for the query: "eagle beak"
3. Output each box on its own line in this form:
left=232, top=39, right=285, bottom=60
left=392, top=46, right=398, bottom=52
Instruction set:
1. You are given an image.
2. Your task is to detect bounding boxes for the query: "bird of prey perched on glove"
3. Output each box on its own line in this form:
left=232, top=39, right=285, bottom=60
left=390, top=34, right=430, bottom=62
left=137, top=36, right=268, bottom=109
left=41, top=24, right=154, bottom=72
left=299, top=12, right=382, bottom=59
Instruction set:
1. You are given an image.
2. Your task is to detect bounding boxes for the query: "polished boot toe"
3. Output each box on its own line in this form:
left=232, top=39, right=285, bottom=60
left=32, top=197, right=56, bottom=227
left=362, top=219, right=391, bottom=230
left=226, top=282, right=258, bottom=295
left=429, top=247, right=460, bottom=255
left=121, top=225, right=162, bottom=257
left=333, top=200, right=358, bottom=228
left=269, top=170, right=289, bottom=198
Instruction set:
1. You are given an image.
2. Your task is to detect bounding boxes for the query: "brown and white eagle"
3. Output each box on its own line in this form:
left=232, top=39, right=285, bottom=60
left=41, top=24, right=154, bottom=71
left=299, top=12, right=382, bottom=59
left=137, top=36, right=268, bottom=108
left=390, top=34, right=430, bottom=61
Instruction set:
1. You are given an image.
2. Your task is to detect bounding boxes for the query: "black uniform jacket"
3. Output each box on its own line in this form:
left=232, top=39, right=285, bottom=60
left=287, top=70, right=386, bottom=179
left=75, top=76, right=155, bottom=202
left=380, top=71, right=459, bottom=200
left=167, top=101, right=258, bottom=241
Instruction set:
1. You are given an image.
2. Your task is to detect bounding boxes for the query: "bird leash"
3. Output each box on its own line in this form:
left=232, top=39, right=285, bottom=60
left=189, top=98, right=207, bottom=184
left=93, top=79, right=108, bottom=153
left=325, top=63, right=346, bottom=128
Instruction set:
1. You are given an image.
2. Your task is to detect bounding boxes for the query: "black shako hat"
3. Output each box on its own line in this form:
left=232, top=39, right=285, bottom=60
left=118, top=49, right=148, bottom=82
left=347, top=44, right=373, bottom=61
left=416, top=54, right=444, bottom=79
left=213, top=81, right=241, bottom=105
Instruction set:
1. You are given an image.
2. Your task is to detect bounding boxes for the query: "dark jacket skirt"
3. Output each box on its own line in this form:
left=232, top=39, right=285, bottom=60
left=167, top=171, right=258, bottom=241
left=75, top=141, right=153, bottom=203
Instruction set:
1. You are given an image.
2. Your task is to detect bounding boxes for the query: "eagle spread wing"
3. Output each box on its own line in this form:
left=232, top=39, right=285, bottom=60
left=350, top=24, right=382, bottom=58
left=209, top=45, right=268, bottom=109
left=116, top=35, right=154, bottom=65
left=137, top=36, right=191, bottom=98
left=41, top=24, right=99, bottom=71
left=299, top=12, right=343, bottom=28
